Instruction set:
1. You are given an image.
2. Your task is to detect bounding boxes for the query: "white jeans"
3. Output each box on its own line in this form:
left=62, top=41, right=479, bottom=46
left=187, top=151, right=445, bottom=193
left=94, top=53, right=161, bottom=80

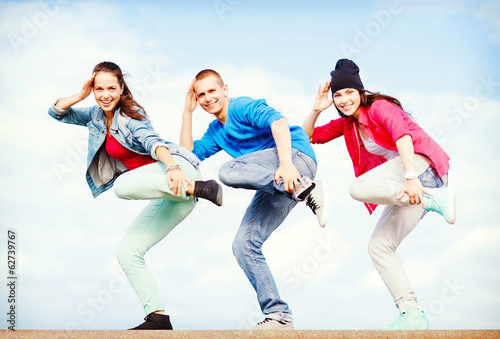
left=350, top=155, right=447, bottom=312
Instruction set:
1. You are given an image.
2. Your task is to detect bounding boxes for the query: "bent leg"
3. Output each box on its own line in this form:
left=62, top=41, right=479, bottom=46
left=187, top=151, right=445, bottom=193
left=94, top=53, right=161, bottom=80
left=114, top=156, right=200, bottom=201
left=350, top=155, right=431, bottom=207
left=367, top=204, right=425, bottom=311
left=116, top=197, right=196, bottom=315
left=219, top=148, right=316, bottom=197
left=232, top=191, right=297, bottom=317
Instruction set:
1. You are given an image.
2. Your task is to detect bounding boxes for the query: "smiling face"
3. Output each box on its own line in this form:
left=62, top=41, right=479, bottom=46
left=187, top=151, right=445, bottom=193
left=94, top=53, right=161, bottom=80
left=193, top=75, right=228, bottom=117
left=333, top=88, right=361, bottom=119
left=93, top=72, right=123, bottom=114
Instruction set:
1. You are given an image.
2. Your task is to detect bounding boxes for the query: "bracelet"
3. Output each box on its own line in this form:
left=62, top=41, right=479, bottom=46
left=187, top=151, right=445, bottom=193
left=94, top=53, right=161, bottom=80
left=404, top=170, right=418, bottom=180
left=166, top=164, right=181, bottom=172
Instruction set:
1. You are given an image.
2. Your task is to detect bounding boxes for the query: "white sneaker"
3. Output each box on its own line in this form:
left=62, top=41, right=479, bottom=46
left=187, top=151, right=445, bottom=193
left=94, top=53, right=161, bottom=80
left=381, top=307, right=428, bottom=330
left=296, top=179, right=330, bottom=228
left=253, top=318, right=294, bottom=330
left=422, top=186, right=456, bottom=224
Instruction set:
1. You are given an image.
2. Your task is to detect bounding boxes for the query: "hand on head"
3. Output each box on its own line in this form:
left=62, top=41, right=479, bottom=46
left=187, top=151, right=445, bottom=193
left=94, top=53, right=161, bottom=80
left=79, top=73, right=96, bottom=101
left=184, top=78, right=198, bottom=113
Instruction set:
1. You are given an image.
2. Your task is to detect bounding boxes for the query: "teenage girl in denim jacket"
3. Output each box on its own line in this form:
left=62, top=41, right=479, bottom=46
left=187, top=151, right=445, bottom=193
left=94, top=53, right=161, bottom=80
left=302, top=59, right=456, bottom=330
left=48, top=61, right=222, bottom=330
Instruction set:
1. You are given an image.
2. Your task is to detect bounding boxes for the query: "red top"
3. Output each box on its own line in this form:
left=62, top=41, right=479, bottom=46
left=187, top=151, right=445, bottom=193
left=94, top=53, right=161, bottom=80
left=105, top=131, right=156, bottom=170
left=312, top=99, right=450, bottom=214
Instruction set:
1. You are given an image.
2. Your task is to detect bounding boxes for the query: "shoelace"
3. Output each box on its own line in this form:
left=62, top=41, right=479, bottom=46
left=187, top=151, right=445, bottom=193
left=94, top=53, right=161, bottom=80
left=256, top=318, right=273, bottom=326
left=423, top=193, right=441, bottom=213
left=257, top=318, right=287, bottom=326
left=305, top=195, right=319, bottom=214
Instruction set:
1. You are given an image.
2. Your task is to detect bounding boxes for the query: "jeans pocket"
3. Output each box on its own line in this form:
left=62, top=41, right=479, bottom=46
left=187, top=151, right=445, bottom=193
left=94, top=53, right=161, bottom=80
left=419, top=166, right=444, bottom=189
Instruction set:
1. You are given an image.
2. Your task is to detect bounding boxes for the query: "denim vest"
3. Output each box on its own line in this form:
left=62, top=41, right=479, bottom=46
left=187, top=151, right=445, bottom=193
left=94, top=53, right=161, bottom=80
left=49, top=103, right=200, bottom=197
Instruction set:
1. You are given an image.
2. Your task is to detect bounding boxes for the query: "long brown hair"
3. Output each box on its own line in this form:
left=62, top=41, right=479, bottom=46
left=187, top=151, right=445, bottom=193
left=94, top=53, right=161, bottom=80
left=93, top=61, right=147, bottom=120
left=336, top=89, right=411, bottom=118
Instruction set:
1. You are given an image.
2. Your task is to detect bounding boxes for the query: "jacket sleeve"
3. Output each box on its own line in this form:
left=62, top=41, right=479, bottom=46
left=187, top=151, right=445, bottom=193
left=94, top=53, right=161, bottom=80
left=311, top=117, right=346, bottom=144
left=126, top=116, right=169, bottom=160
left=48, top=100, right=96, bottom=127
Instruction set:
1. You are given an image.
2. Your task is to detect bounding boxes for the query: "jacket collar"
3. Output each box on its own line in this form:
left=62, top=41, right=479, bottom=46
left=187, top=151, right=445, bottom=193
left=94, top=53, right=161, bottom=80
left=357, top=105, right=370, bottom=126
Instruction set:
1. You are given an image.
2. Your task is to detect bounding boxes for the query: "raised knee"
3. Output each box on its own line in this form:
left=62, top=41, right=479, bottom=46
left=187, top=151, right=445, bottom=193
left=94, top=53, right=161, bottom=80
left=218, top=162, right=238, bottom=186
left=113, top=175, right=130, bottom=199
left=350, top=178, right=369, bottom=202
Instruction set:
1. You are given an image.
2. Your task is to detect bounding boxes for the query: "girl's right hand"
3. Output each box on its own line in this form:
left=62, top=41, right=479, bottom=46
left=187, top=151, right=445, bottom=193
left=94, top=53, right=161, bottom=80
left=313, top=79, right=334, bottom=114
left=78, top=73, right=96, bottom=101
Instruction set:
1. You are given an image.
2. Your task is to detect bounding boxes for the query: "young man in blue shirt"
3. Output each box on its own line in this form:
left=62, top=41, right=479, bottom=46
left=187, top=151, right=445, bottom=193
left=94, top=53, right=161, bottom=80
left=180, top=69, right=329, bottom=330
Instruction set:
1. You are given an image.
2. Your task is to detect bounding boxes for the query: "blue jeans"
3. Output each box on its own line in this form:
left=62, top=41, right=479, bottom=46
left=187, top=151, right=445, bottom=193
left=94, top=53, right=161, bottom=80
left=218, top=148, right=317, bottom=317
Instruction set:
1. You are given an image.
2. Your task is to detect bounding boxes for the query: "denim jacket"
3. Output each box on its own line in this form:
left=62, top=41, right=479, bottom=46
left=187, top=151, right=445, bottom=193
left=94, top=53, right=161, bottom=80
left=48, top=103, right=200, bottom=198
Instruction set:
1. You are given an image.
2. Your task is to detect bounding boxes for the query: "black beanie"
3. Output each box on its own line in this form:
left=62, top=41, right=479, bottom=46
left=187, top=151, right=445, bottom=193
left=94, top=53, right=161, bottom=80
left=330, top=59, right=364, bottom=95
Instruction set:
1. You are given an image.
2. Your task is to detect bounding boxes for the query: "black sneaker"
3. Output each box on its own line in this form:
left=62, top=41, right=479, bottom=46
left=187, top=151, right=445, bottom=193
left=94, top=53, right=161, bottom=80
left=194, top=180, right=223, bottom=206
left=129, top=313, right=173, bottom=330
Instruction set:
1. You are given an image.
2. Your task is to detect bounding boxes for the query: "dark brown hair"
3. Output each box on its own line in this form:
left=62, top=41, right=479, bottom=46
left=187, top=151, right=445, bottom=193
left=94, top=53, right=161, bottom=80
left=93, top=61, right=147, bottom=120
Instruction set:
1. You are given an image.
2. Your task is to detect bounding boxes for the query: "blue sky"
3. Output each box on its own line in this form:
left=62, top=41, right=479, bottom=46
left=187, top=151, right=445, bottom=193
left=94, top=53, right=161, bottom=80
left=0, top=0, right=499, bottom=331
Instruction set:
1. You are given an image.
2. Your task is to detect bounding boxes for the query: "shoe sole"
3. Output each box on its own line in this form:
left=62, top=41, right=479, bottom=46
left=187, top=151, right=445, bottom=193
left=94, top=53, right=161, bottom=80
left=447, top=186, right=456, bottom=224
left=216, top=181, right=223, bottom=207
left=315, top=180, right=330, bottom=228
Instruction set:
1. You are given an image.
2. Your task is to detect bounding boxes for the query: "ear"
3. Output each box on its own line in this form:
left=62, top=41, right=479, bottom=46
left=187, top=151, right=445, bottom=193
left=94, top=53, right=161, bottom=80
left=223, top=84, right=228, bottom=97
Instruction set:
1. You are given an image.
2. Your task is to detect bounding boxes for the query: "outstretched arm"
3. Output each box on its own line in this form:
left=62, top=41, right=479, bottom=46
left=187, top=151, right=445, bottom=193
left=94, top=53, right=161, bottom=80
left=272, top=118, right=306, bottom=193
left=180, top=78, right=197, bottom=151
left=55, top=73, right=96, bottom=110
left=302, top=79, right=334, bottom=139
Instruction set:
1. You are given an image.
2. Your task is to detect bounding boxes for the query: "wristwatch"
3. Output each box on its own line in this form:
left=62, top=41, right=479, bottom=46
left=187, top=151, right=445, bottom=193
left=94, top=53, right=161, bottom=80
left=405, top=171, right=418, bottom=180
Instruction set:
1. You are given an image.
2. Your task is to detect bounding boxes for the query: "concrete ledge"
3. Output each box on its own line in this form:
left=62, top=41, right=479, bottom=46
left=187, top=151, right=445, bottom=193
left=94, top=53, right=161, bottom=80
left=2, top=330, right=499, bottom=338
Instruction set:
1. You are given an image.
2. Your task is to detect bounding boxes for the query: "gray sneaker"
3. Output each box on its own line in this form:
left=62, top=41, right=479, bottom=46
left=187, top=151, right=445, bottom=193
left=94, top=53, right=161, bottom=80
left=253, top=318, right=294, bottom=330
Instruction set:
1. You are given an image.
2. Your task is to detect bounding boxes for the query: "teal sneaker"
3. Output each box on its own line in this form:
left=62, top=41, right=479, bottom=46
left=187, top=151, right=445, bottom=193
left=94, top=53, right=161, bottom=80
left=422, top=186, right=456, bottom=224
left=381, top=307, right=428, bottom=330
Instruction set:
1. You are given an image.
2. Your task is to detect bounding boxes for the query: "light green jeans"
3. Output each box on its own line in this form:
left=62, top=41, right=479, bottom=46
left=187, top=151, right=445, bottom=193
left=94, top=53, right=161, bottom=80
left=113, top=155, right=201, bottom=315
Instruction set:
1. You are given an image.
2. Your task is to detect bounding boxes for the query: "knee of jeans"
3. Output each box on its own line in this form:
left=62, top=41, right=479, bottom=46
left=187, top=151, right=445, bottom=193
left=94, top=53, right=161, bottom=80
left=232, top=231, right=261, bottom=260
left=231, top=233, right=245, bottom=259
left=116, top=242, right=143, bottom=270
left=218, top=162, right=238, bottom=186
left=113, top=175, right=130, bottom=199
